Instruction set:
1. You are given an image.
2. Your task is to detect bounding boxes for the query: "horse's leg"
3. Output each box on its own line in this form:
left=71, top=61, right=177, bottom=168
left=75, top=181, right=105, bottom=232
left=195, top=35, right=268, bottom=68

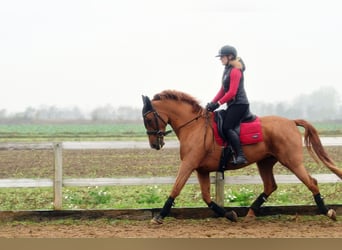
left=245, top=157, right=278, bottom=219
left=197, top=171, right=238, bottom=222
left=287, top=164, right=336, bottom=220
left=151, top=161, right=194, bottom=224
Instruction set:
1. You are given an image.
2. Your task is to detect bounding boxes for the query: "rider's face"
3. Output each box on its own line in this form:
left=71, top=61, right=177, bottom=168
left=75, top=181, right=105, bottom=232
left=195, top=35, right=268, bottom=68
left=220, top=55, right=229, bottom=65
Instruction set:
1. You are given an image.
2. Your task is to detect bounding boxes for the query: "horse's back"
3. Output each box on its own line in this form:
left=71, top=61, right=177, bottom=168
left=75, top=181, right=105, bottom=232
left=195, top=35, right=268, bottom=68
left=259, top=115, right=302, bottom=142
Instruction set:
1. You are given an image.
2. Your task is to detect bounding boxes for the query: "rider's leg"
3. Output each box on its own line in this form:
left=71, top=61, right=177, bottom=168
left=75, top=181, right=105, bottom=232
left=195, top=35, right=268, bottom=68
left=223, top=104, right=249, bottom=165
left=225, top=129, right=247, bottom=165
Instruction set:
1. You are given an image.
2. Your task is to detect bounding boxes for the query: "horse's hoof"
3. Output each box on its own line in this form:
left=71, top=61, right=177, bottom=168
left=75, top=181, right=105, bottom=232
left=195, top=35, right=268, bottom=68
left=225, top=210, right=238, bottom=222
left=243, top=215, right=256, bottom=223
left=150, top=216, right=164, bottom=225
left=327, top=209, right=337, bottom=221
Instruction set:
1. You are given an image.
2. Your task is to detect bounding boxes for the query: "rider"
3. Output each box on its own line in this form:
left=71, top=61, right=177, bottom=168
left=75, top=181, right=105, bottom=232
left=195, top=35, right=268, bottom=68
left=206, top=45, right=249, bottom=165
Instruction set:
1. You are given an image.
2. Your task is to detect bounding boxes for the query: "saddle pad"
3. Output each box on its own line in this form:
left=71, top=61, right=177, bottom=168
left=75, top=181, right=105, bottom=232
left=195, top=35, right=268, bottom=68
left=239, top=117, right=263, bottom=145
left=212, top=115, right=263, bottom=146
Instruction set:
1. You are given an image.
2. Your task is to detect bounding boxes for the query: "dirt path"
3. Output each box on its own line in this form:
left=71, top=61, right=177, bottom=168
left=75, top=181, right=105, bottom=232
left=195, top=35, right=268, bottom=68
left=1, top=216, right=342, bottom=238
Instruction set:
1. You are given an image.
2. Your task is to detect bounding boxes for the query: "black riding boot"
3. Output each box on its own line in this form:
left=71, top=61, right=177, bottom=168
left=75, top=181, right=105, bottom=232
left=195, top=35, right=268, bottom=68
left=226, top=129, right=248, bottom=165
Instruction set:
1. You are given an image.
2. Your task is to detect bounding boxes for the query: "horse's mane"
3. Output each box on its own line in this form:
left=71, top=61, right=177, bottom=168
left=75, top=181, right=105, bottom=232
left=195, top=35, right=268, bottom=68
left=152, top=90, right=203, bottom=113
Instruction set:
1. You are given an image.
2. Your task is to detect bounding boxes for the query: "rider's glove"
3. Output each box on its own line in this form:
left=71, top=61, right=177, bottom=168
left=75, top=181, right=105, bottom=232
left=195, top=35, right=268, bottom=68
left=206, top=102, right=220, bottom=112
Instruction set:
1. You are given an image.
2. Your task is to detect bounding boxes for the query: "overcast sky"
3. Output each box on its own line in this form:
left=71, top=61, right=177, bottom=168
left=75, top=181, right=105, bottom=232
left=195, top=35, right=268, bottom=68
left=0, top=0, right=341, bottom=112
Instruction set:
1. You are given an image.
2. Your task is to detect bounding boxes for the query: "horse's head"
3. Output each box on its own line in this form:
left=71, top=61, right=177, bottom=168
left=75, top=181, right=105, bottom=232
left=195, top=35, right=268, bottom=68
left=142, top=95, right=172, bottom=150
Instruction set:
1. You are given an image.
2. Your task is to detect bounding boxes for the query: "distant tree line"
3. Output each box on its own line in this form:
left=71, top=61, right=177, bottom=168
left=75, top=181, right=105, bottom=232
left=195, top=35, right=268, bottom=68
left=251, top=86, right=342, bottom=121
left=0, top=105, right=142, bottom=124
left=0, top=87, right=341, bottom=124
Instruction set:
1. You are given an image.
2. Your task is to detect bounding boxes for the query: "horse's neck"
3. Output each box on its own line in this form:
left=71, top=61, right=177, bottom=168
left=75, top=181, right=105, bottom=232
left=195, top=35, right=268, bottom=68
left=170, top=109, right=204, bottom=137
left=156, top=102, right=195, bottom=128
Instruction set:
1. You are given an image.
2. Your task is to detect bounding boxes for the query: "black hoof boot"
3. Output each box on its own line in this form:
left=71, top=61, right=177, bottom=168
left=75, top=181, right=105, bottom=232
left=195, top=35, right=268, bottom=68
left=225, top=210, right=238, bottom=222
left=151, top=215, right=164, bottom=224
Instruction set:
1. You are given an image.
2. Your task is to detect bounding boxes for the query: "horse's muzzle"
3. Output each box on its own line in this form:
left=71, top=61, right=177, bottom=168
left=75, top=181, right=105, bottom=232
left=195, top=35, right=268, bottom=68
left=150, top=138, right=165, bottom=150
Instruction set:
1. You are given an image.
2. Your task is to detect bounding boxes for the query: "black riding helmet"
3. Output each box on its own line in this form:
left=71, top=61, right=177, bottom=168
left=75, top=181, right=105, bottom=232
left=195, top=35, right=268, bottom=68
left=216, top=45, right=237, bottom=59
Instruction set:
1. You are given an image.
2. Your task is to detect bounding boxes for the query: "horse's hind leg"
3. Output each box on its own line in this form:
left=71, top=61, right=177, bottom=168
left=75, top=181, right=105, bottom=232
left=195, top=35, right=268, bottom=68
left=246, top=157, right=278, bottom=219
left=286, top=163, right=336, bottom=221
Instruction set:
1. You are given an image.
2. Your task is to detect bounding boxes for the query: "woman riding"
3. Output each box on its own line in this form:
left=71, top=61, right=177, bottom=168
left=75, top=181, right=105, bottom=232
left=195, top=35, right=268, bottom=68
left=206, top=45, right=249, bottom=165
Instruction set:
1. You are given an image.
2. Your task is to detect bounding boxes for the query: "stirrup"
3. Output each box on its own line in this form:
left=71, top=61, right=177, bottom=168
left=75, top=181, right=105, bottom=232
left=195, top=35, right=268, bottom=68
left=232, top=155, right=248, bottom=165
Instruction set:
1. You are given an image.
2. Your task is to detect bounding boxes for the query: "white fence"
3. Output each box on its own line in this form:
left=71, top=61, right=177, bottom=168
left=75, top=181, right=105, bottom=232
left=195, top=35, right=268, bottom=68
left=0, top=139, right=341, bottom=209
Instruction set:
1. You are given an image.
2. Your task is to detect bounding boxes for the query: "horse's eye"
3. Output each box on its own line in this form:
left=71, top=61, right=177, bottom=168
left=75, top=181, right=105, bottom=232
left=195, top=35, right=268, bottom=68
left=146, top=119, right=153, bottom=126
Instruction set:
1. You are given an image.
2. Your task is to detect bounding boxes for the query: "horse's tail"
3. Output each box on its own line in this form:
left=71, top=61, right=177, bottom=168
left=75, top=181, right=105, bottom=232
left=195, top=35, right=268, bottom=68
left=294, top=119, right=342, bottom=179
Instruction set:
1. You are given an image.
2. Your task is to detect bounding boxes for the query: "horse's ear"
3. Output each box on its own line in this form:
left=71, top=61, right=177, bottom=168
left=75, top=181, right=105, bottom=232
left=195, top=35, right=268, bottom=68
left=142, top=95, right=147, bottom=104
left=142, top=95, right=152, bottom=112
left=142, top=95, right=150, bottom=105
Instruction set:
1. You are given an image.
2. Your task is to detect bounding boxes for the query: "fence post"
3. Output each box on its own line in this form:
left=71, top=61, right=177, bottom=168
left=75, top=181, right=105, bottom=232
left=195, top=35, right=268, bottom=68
left=53, top=142, right=63, bottom=210
left=215, top=172, right=225, bottom=207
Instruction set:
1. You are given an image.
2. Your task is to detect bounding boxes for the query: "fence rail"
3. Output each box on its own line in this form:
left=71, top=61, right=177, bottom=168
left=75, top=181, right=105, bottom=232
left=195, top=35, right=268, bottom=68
left=0, top=139, right=341, bottom=210
left=1, top=174, right=341, bottom=189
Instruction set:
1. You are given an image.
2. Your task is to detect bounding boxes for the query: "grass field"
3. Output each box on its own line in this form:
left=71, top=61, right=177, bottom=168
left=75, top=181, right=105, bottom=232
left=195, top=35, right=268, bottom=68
left=0, top=123, right=149, bottom=141
left=1, top=182, right=342, bottom=211
left=0, top=121, right=341, bottom=142
left=0, top=122, right=341, bottom=211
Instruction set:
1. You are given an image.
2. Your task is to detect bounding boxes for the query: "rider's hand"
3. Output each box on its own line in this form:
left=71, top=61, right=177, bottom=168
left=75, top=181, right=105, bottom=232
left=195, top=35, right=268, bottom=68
left=206, top=102, right=220, bottom=112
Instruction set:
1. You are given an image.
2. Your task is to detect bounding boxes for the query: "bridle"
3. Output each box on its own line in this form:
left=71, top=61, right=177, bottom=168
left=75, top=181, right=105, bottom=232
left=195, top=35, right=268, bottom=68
left=143, top=107, right=203, bottom=139
left=143, top=109, right=172, bottom=137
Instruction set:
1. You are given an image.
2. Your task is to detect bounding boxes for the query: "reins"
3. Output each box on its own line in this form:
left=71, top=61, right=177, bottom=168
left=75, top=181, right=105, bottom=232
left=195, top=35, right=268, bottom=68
left=173, top=113, right=203, bottom=134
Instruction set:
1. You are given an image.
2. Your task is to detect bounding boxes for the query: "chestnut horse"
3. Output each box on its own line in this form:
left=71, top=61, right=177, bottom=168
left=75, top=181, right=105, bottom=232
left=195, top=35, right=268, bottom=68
left=142, top=90, right=342, bottom=224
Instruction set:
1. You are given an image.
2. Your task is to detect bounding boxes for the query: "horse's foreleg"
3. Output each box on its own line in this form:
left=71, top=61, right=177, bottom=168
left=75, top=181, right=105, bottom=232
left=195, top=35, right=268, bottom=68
left=151, top=196, right=175, bottom=224
left=151, top=163, right=194, bottom=224
left=246, top=193, right=269, bottom=218
left=246, top=157, right=277, bottom=219
left=197, top=171, right=237, bottom=222
left=196, top=171, right=211, bottom=204
left=208, top=201, right=238, bottom=222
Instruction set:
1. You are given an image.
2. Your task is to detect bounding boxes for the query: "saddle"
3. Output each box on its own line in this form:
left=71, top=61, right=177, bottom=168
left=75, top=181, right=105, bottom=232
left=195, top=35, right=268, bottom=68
left=213, top=109, right=263, bottom=173
left=214, top=109, right=257, bottom=142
